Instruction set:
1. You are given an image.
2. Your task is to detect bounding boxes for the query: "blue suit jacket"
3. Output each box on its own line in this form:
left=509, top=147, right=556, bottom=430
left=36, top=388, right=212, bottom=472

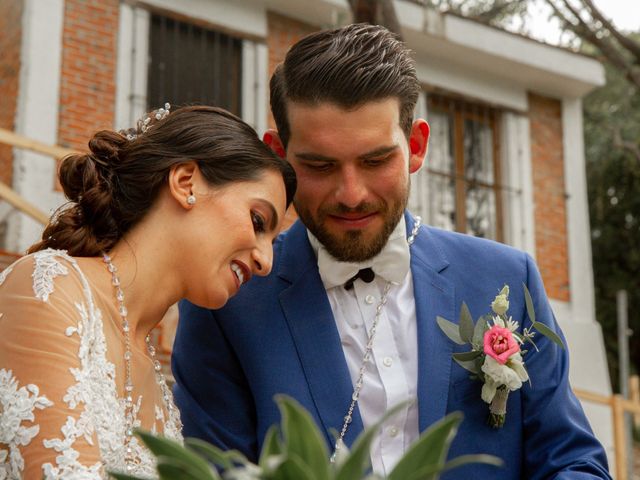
left=173, top=213, right=610, bottom=479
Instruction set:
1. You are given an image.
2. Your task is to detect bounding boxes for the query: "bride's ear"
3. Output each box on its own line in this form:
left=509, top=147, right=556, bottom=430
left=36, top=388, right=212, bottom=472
left=168, top=162, right=199, bottom=209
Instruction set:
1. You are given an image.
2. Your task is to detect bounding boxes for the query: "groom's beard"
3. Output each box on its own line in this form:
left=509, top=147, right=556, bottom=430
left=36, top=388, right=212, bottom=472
left=296, top=186, right=409, bottom=263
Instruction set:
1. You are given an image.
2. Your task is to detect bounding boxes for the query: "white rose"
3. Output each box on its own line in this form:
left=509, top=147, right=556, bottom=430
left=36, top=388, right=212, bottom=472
left=481, top=377, right=498, bottom=404
left=507, top=352, right=529, bottom=383
left=481, top=353, right=528, bottom=396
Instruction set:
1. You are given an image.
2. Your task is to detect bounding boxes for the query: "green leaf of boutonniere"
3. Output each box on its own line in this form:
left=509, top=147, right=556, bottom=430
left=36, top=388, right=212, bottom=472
left=522, top=283, right=565, bottom=349
left=453, top=357, right=481, bottom=375
left=472, top=315, right=491, bottom=346
left=459, top=303, right=474, bottom=344
left=523, top=283, right=536, bottom=324
left=436, top=316, right=465, bottom=345
left=452, top=350, right=483, bottom=362
left=531, top=321, right=565, bottom=349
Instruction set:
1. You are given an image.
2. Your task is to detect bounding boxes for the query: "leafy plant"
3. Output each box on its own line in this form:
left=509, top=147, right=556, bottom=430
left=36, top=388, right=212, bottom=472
left=110, top=396, right=501, bottom=480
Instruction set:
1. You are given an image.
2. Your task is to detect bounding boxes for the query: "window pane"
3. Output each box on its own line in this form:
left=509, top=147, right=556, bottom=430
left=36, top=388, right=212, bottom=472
left=425, top=173, right=457, bottom=232
left=428, top=110, right=455, bottom=175
left=148, top=14, right=242, bottom=114
left=464, top=118, right=494, bottom=184
left=465, top=184, right=496, bottom=239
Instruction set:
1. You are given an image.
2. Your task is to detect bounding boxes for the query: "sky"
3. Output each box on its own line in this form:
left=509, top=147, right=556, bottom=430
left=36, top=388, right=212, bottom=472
left=527, top=0, right=640, bottom=45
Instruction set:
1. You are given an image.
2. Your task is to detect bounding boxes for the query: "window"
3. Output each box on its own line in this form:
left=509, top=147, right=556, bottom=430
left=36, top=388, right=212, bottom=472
left=410, top=94, right=503, bottom=241
left=147, top=14, right=242, bottom=114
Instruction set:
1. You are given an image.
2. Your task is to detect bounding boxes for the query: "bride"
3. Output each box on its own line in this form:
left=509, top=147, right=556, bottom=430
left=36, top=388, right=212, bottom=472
left=0, top=105, right=296, bottom=479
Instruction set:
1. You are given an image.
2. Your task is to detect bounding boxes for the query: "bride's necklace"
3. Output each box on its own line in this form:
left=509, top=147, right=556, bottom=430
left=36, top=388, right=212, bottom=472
left=102, top=253, right=179, bottom=471
left=330, top=216, right=421, bottom=463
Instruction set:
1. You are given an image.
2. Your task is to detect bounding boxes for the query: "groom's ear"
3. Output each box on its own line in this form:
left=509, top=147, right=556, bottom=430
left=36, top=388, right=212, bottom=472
left=168, top=161, right=198, bottom=209
left=262, top=129, right=286, bottom=159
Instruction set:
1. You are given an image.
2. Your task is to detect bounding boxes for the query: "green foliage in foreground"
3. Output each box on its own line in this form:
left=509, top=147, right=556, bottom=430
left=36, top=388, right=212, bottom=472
left=110, top=396, right=501, bottom=480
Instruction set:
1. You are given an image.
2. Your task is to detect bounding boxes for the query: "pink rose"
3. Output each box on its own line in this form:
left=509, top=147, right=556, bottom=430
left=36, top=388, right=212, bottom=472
left=483, top=325, right=520, bottom=365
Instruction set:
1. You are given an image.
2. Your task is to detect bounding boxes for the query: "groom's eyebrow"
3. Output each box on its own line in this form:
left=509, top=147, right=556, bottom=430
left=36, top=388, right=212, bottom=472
left=294, top=144, right=399, bottom=162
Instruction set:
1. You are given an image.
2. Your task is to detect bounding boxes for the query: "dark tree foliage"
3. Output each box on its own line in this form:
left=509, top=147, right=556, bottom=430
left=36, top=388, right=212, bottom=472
left=584, top=51, right=640, bottom=389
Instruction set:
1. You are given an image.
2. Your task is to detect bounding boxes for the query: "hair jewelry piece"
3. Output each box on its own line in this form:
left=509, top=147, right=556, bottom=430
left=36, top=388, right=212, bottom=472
left=124, top=102, right=171, bottom=141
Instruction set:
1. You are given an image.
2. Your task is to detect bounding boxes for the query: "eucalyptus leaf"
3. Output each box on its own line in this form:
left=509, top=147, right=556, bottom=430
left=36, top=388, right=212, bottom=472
left=474, top=357, right=486, bottom=382
left=452, top=350, right=482, bottom=362
left=522, top=283, right=536, bottom=324
left=136, top=431, right=216, bottom=479
left=532, top=321, right=565, bottom=349
left=453, top=357, right=480, bottom=374
left=459, top=303, right=474, bottom=343
left=436, top=316, right=465, bottom=345
left=276, top=395, right=330, bottom=480
left=387, top=412, right=463, bottom=480
left=472, top=315, right=490, bottom=346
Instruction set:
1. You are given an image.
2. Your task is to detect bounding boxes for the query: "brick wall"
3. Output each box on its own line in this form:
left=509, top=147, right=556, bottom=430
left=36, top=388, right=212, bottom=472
left=529, top=93, right=570, bottom=302
left=266, top=12, right=316, bottom=228
left=0, top=0, right=24, bottom=185
left=58, top=0, right=119, bottom=152
left=266, top=12, right=316, bottom=130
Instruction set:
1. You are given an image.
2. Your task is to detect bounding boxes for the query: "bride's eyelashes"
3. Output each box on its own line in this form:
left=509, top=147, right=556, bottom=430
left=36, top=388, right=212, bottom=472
left=251, top=211, right=266, bottom=233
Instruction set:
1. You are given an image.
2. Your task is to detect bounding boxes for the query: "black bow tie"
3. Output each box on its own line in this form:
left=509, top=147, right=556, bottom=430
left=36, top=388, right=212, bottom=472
left=344, top=268, right=375, bottom=290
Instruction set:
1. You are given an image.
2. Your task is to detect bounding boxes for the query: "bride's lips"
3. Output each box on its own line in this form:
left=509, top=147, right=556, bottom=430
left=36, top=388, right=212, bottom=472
left=327, top=212, right=378, bottom=229
left=230, top=260, right=251, bottom=290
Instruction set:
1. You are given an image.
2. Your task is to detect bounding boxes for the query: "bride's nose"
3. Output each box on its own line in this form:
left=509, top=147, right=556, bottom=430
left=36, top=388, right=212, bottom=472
left=251, top=241, right=273, bottom=276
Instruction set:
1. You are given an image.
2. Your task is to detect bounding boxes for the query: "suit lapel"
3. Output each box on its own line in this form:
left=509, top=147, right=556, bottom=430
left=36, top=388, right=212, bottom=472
left=277, top=222, right=364, bottom=447
left=406, top=216, right=456, bottom=430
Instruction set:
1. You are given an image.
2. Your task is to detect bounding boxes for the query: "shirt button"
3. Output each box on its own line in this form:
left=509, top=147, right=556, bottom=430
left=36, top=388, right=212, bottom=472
left=365, top=295, right=375, bottom=305
left=383, top=356, right=393, bottom=367
left=389, top=426, right=399, bottom=437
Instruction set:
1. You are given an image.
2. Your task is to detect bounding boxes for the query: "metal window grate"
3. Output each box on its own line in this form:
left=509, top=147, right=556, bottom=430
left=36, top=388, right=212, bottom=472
left=147, top=14, right=242, bottom=115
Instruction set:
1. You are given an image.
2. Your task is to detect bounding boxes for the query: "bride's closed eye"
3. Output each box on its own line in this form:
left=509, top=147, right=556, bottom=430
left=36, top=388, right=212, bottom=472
left=251, top=211, right=266, bottom=233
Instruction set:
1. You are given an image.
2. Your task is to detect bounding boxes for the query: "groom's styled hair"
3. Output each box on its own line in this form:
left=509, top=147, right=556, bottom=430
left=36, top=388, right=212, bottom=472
left=270, top=23, right=420, bottom=147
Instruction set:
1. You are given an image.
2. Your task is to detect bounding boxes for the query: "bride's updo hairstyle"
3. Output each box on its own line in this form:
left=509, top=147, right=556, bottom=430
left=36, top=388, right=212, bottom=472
left=29, top=105, right=296, bottom=257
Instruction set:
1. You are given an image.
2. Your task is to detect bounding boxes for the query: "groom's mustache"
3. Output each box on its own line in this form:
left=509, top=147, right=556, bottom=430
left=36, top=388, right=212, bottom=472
left=320, top=201, right=387, bottom=217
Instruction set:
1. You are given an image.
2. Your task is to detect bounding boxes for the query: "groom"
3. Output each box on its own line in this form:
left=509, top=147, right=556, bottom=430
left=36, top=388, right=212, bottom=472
left=173, top=24, right=610, bottom=478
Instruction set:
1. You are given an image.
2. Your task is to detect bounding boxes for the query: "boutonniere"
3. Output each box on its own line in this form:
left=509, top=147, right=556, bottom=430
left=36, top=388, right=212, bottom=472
left=437, top=284, right=564, bottom=428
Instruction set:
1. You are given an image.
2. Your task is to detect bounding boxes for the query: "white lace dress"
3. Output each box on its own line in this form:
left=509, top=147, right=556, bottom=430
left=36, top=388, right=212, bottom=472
left=0, top=249, right=182, bottom=479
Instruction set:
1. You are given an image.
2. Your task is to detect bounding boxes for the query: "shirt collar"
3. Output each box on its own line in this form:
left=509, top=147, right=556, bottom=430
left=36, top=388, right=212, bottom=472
left=308, top=217, right=410, bottom=290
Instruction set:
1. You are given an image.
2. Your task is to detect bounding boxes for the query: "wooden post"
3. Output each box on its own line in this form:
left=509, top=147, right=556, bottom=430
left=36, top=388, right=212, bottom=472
left=0, top=127, right=76, bottom=159
left=612, top=395, right=628, bottom=480
left=0, top=181, right=49, bottom=225
left=631, top=375, right=640, bottom=429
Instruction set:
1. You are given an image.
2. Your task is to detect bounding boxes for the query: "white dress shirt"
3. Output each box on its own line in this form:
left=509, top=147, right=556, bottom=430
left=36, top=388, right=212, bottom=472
left=308, top=217, right=419, bottom=475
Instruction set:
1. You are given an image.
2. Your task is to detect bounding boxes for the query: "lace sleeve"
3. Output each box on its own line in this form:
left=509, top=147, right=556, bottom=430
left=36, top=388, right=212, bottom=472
left=0, top=252, right=105, bottom=479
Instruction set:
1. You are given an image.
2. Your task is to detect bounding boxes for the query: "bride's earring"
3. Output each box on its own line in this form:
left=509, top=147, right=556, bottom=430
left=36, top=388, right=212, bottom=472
left=186, top=194, right=196, bottom=205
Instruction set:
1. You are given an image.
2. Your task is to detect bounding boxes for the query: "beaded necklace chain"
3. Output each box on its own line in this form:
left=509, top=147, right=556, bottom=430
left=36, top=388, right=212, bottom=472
left=330, top=216, right=421, bottom=463
left=102, top=253, right=178, bottom=471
